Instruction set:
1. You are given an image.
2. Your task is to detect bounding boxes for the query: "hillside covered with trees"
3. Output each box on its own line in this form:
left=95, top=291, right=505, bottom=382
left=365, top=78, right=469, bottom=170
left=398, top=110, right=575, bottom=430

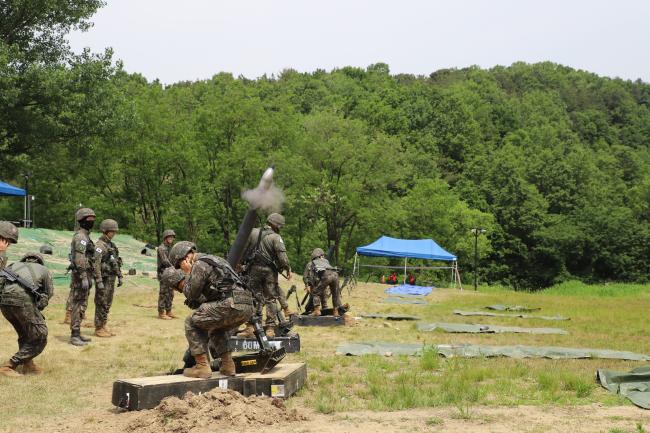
left=2, top=1, right=650, bottom=288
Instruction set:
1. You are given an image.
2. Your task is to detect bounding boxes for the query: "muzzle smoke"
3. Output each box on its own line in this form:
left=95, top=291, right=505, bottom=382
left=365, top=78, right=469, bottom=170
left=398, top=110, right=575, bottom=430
left=242, top=167, right=285, bottom=212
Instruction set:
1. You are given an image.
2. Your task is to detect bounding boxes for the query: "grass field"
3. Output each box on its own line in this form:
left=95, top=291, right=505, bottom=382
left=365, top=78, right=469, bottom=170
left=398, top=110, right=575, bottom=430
left=1, top=229, right=650, bottom=432
left=1, top=277, right=650, bottom=432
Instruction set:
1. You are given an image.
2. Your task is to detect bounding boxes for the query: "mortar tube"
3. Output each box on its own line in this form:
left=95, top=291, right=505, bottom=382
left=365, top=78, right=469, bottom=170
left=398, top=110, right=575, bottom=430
left=227, top=209, right=258, bottom=268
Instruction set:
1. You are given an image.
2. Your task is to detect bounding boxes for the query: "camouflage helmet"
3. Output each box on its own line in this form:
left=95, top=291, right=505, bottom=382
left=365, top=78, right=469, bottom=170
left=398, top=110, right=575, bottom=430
left=267, top=213, right=285, bottom=228
left=99, top=219, right=119, bottom=233
left=75, top=207, right=96, bottom=222
left=162, top=229, right=176, bottom=240
left=161, top=267, right=185, bottom=288
left=0, top=221, right=19, bottom=244
left=20, top=252, right=44, bottom=265
left=311, top=248, right=325, bottom=260
left=169, top=241, right=196, bottom=268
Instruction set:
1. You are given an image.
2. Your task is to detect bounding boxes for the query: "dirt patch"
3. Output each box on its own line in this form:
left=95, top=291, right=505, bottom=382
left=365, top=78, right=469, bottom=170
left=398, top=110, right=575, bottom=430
left=126, top=388, right=306, bottom=433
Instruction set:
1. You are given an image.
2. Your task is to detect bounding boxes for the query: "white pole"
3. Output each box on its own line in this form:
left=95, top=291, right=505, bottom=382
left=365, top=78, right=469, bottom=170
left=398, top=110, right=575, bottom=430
left=404, top=257, right=407, bottom=284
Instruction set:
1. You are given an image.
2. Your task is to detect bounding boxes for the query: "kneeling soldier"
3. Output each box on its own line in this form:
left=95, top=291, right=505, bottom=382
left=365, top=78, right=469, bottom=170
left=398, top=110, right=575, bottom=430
left=165, top=241, right=254, bottom=378
left=93, top=219, right=123, bottom=337
left=0, top=252, right=54, bottom=377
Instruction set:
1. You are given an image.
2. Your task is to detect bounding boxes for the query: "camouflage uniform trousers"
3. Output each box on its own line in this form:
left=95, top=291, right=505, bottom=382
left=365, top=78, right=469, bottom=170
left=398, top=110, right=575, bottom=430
left=157, top=279, right=174, bottom=314
left=249, top=264, right=284, bottom=326
left=94, top=274, right=117, bottom=328
left=70, top=272, right=93, bottom=333
left=0, top=304, right=48, bottom=365
left=185, top=296, right=254, bottom=356
left=312, top=270, right=341, bottom=309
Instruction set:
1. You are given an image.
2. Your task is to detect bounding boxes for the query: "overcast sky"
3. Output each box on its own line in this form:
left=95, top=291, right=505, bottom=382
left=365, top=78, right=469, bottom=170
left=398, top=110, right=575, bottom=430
left=68, top=0, right=650, bottom=84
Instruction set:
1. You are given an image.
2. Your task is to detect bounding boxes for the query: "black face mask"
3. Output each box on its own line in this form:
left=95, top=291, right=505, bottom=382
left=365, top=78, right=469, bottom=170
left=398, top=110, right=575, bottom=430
left=79, top=219, right=95, bottom=230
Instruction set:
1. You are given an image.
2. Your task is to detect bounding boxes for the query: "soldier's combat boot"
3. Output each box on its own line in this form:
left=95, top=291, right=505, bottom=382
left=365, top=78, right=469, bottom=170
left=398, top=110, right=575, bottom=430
left=79, top=334, right=92, bottom=342
left=282, top=307, right=295, bottom=317
left=265, top=326, right=275, bottom=339
left=158, top=312, right=172, bottom=320
left=22, top=359, right=43, bottom=375
left=219, top=352, right=236, bottom=377
left=61, top=310, right=71, bottom=325
left=311, top=306, right=321, bottom=316
left=0, top=360, right=22, bottom=377
left=95, top=326, right=112, bottom=338
left=166, top=310, right=177, bottom=319
left=104, top=322, right=116, bottom=336
left=70, top=330, right=88, bottom=346
left=236, top=323, right=255, bottom=338
left=332, top=306, right=340, bottom=317
left=183, top=353, right=211, bottom=379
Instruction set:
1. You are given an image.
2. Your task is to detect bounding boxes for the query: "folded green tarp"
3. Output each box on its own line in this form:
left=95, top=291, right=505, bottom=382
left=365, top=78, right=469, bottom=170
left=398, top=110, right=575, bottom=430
left=485, top=304, right=541, bottom=312
left=336, top=342, right=650, bottom=361
left=336, top=342, right=424, bottom=356
left=597, top=366, right=650, bottom=409
left=417, top=322, right=568, bottom=335
left=437, top=344, right=650, bottom=361
left=454, top=309, right=569, bottom=321
left=361, top=314, right=421, bottom=321
left=382, top=297, right=428, bottom=305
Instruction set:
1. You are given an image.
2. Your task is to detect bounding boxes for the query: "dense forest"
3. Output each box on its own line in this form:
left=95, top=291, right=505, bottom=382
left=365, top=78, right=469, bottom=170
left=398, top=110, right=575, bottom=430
left=2, top=1, right=650, bottom=288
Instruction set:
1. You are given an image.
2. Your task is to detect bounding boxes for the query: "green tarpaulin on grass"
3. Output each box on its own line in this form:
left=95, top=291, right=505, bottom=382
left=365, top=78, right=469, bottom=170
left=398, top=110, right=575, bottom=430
left=454, top=309, right=569, bottom=321
left=336, top=342, right=424, bottom=356
left=437, top=344, right=650, bottom=361
left=361, top=314, right=421, bottom=321
left=597, top=366, right=650, bottom=409
left=417, top=322, right=568, bottom=335
left=336, top=342, right=650, bottom=361
left=486, top=304, right=541, bottom=312
left=382, top=297, right=428, bottom=305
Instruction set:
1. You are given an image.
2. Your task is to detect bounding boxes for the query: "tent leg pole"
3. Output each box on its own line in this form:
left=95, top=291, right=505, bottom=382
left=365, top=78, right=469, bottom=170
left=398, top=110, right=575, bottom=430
left=404, top=258, right=407, bottom=284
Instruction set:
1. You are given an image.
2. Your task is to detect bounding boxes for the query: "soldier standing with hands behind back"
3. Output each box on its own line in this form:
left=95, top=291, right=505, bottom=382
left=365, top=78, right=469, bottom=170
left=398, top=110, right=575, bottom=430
left=93, top=219, right=123, bottom=338
left=68, top=208, right=101, bottom=346
left=157, top=229, right=176, bottom=320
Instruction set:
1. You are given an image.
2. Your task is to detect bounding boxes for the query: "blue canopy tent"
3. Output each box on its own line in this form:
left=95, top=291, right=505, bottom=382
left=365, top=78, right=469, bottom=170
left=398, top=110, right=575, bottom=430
left=0, top=181, right=26, bottom=197
left=354, top=236, right=462, bottom=289
left=0, top=181, right=28, bottom=227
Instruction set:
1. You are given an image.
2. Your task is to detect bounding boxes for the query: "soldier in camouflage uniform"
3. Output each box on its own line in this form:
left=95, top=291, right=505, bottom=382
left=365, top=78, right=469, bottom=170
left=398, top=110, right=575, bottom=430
left=93, top=219, right=123, bottom=338
left=0, top=221, right=17, bottom=270
left=306, top=248, right=342, bottom=317
left=164, top=241, right=254, bottom=378
left=303, top=248, right=329, bottom=311
left=68, top=208, right=102, bottom=346
left=157, top=229, right=176, bottom=320
left=0, top=250, right=53, bottom=377
left=238, top=213, right=292, bottom=339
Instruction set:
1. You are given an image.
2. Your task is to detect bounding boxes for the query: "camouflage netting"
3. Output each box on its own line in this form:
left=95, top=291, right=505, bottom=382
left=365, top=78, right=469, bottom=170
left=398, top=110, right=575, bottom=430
left=5, top=228, right=157, bottom=280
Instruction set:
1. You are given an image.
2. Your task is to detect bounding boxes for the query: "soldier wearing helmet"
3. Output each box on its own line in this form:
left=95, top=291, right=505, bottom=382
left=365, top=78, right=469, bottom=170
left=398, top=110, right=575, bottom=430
left=0, top=221, right=19, bottom=270
left=0, top=250, right=54, bottom=377
left=237, top=213, right=293, bottom=339
left=304, top=247, right=342, bottom=317
left=156, top=229, right=177, bottom=320
left=92, top=219, right=123, bottom=337
left=168, top=249, right=254, bottom=378
left=67, top=207, right=101, bottom=346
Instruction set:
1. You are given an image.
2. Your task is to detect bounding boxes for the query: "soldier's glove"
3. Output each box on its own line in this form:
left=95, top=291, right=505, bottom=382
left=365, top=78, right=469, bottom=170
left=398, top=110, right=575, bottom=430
left=184, top=298, right=201, bottom=309
left=81, top=275, right=90, bottom=291
left=36, top=294, right=49, bottom=311
left=117, top=276, right=123, bottom=287
left=96, top=281, right=105, bottom=291
left=304, top=286, right=311, bottom=293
